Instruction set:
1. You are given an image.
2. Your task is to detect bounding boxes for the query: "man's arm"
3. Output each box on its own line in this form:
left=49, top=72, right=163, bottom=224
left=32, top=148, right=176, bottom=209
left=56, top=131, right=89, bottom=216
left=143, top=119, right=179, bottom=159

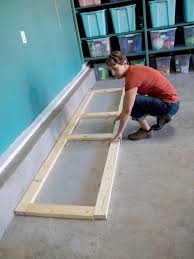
left=111, top=87, right=138, bottom=142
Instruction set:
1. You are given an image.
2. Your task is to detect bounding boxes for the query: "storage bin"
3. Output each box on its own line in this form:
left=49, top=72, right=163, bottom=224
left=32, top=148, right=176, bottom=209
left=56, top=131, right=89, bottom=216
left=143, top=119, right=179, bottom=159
left=78, top=0, right=101, bottom=7
left=149, top=0, right=176, bottom=28
left=184, top=25, right=194, bottom=47
left=80, top=10, right=107, bottom=38
left=150, top=28, right=176, bottom=50
left=175, top=54, right=191, bottom=73
left=110, top=5, right=136, bottom=33
left=118, top=33, right=142, bottom=55
left=87, top=37, right=111, bottom=57
left=94, top=63, right=109, bottom=80
left=156, top=56, right=171, bottom=74
left=183, top=0, right=194, bottom=22
left=130, top=59, right=145, bottom=66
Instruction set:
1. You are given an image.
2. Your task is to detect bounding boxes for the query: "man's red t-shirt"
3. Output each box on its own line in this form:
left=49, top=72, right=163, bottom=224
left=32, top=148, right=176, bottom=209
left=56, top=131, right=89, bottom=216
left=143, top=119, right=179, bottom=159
left=125, top=65, right=179, bottom=103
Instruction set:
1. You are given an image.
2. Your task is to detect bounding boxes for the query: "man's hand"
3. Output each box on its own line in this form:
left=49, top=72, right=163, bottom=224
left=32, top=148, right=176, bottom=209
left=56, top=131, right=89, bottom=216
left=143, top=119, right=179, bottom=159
left=109, top=133, right=122, bottom=144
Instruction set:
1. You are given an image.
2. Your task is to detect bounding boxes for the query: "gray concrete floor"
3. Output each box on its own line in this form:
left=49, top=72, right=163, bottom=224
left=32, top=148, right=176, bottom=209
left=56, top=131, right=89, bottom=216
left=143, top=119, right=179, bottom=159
left=36, top=141, right=109, bottom=206
left=0, top=75, right=194, bottom=259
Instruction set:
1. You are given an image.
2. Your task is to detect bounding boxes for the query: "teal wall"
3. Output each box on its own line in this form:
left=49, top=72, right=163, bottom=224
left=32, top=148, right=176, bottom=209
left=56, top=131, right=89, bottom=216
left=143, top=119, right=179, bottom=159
left=0, top=0, right=82, bottom=155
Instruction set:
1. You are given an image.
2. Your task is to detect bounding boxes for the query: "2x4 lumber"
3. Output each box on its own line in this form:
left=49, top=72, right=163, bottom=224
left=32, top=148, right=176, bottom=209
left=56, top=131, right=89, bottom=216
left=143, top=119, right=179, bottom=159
left=67, top=133, right=112, bottom=141
left=15, top=181, right=44, bottom=213
left=93, top=88, right=122, bottom=94
left=15, top=91, right=93, bottom=213
left=94, top=88, right=125, bottom=219
left=15, top=203, right=94, bottom=220
left=81, top=111, right=117, bottom=119
left=15, top=87, right=124, bottom=220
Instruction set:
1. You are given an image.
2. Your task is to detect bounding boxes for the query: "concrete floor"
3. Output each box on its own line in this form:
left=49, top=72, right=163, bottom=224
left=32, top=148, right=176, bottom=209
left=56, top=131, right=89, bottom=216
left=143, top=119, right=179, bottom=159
left=0, top=75, right=194, bottom=259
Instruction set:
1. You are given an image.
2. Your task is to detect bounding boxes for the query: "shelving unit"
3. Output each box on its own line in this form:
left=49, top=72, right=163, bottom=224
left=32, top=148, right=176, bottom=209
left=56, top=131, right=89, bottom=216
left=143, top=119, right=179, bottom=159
left=71, top=0, right=194, bottom=68
left=80, top=29, right=144, bottom=41
left=84, top=51, right=146, bottom=61
left=149, top=45, right=194, bottom=55
left=147, top=22, right=194, bottom=31
left=75, top=0, right=134, bottom=10
left=145, top=0, right=194, bottom=67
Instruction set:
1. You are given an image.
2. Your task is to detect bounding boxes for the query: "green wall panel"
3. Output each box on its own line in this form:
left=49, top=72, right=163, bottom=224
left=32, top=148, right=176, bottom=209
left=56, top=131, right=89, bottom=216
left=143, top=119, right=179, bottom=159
left=0, top=0, right=82, bottom=155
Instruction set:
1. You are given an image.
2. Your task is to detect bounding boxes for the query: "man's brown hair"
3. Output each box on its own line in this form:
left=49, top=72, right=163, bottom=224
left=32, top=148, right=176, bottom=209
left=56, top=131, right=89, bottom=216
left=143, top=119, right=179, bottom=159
left=106, top=50, right=128, bottom=68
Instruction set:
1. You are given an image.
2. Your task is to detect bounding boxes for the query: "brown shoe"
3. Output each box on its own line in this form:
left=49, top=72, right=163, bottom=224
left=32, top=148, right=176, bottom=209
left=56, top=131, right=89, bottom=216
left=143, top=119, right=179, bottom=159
left=151, top=116, right=172, bottom=130
left=128, top=128, right=152, bottom=141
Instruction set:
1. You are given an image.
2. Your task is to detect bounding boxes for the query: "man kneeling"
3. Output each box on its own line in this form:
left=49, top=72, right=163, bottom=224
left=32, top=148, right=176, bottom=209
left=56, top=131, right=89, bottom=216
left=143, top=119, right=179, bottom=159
left=106, top=51, right=180, bottom=142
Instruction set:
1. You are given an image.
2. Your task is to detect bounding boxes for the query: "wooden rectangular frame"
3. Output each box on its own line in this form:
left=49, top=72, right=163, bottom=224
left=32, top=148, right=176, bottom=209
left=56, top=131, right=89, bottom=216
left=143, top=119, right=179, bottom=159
left=15, top=87, right=124, bottom=220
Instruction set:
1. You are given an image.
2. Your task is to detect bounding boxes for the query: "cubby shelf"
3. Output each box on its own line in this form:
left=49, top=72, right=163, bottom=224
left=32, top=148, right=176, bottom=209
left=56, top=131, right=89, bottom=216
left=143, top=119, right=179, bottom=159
left=75, top=0, right=134, bottom=11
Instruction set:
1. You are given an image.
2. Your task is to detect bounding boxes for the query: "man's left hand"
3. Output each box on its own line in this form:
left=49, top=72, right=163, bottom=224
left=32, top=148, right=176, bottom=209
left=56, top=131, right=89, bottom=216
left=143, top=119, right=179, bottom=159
left=109, top=134, right=122, bottom=144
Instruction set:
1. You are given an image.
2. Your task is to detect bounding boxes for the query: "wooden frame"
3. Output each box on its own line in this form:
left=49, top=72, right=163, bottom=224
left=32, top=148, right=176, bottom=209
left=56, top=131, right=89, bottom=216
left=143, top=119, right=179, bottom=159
left=80, top=111, right=117, bottom=119
left=93, top=88, right=122, bottom=94
left=67, top=133, right=113, bottom=141
left=15, top=87, right=124, bottom=220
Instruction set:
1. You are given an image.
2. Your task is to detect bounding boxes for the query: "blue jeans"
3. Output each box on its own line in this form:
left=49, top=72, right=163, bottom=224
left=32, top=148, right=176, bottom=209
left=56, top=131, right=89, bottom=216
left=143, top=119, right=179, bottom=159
left=131, top=95, right=180, bottom=121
